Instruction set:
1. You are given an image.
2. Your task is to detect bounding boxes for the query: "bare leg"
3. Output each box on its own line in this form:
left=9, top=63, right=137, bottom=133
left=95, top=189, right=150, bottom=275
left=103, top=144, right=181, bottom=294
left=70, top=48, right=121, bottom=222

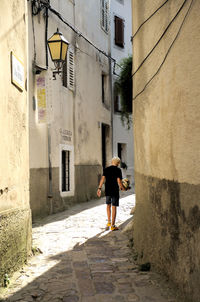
left=107, top=204, right=111, bottom=222
left=112, top=206, right=117, bottom=226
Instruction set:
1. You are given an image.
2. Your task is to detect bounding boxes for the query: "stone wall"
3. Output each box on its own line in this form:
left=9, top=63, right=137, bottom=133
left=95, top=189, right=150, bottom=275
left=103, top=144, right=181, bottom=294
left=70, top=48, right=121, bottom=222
left=132, top=0, right=200, bottom=300
left=30, top=165, right=102, bottom=221
left=0, top=209, right=32, bottom=285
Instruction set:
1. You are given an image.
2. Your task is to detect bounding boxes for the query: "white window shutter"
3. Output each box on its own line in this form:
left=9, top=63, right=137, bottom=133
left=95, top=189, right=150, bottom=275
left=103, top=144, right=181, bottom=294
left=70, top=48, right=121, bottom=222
left=101, top=0, right=105, bottom=28
left=67, top=48, right=75, bottom=91
left=105, top=0, right=109, bottom=32
left=101, top=0, right=109, bottom=32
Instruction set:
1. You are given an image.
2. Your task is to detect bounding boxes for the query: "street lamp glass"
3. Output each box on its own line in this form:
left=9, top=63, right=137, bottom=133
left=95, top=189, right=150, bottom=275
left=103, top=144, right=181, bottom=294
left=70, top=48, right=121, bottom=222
left=47, top=30, right=69, bottom=63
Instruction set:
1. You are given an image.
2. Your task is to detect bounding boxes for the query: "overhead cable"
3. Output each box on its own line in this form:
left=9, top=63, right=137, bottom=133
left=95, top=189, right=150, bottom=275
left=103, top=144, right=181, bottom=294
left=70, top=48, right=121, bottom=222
left=44, top=4, right=116, bottom=64
left=132, top=0, right=188, bottom=78
left=133, top=0, right=194, bottom=101
left=131, top=0, right=170, bottom=40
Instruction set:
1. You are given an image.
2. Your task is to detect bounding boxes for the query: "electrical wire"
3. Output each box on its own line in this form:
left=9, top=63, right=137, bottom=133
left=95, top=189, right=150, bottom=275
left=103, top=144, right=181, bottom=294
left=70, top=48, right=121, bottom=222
left=31, top=0, right=191, bottom=89
left=133, top=0, right=194, bottom=101
left=45, top=7, right=49, bottom=68
left=31, top=13, right=36, bottom=63
left=131, top=0, right=170, bottom=40
left=132, top=0, right=188, bottom=78
left=46, top=4, right=116, bottom=63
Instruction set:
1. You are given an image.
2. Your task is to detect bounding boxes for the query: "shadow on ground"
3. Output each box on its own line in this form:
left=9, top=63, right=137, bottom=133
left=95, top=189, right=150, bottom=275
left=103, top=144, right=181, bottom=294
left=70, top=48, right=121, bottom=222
left=0, top=219, right=138, bottom=302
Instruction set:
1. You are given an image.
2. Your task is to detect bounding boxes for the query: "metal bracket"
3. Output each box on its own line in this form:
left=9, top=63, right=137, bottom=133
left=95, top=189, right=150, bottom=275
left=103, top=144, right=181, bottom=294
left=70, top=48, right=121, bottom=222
left=31, top=0, right=49, bottom=16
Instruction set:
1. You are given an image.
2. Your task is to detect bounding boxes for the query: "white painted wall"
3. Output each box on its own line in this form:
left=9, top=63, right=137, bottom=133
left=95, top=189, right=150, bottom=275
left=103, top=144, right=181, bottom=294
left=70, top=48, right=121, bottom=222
left=28, top=0, right=112, bottom=207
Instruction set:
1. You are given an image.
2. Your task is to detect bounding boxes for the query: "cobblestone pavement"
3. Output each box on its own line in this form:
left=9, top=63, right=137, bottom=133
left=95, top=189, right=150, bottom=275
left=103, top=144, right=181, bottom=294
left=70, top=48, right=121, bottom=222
left=0, top=191, right=179, bottom=302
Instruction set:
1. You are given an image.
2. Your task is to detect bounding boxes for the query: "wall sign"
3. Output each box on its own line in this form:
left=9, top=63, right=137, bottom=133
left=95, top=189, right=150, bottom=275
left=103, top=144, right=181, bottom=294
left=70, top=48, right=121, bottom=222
left=60, top=129, right=72, bottom=142
left=11, top=52, right=24, bottom=91
left=36, top=76, right=47, bottom=123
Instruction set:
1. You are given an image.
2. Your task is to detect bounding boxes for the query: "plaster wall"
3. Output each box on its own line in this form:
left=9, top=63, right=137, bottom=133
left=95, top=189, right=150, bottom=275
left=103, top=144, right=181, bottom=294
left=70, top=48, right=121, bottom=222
left=132, top=0, right=200, bottom=300
left=0, top=0, right=31, bottom=285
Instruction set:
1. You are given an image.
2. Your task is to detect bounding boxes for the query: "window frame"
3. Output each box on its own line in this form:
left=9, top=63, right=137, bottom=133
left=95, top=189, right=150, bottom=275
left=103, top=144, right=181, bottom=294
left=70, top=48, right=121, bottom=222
left=100, top=0, right=109, bottom=33
left=114, top=15, right=125, bottom=48
left=61, top=149, right=70, bottom=192
left=59, top=144, right=74, bottom=197
left=114, top=93, right=122, bottom=113
left=102, top=73, right=105, bottom=104
left=62, top=56, right=68, bottom=88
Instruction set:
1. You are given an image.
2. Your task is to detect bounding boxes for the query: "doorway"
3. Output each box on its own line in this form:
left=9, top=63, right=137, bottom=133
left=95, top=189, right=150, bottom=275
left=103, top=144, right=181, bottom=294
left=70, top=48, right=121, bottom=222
left=102, top=124, right=110, bottom=169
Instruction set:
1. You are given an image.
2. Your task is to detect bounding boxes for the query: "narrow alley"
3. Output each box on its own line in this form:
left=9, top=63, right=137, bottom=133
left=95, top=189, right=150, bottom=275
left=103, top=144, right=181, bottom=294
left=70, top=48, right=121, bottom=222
left=0, top=192, right=178, bottom=302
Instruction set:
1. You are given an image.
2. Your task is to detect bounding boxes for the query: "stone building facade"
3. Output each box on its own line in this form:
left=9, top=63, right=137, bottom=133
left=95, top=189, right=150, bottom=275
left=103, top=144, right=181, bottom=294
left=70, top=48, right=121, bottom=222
left=0, top=0, right=32, bottom=285
left=132, top=0, right=200, bottom=300
left=28, top=0, right=112, bottom=220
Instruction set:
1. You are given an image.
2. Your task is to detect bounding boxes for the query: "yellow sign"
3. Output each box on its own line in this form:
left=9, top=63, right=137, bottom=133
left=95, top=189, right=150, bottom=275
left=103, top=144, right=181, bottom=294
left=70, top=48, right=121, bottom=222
left=36, top=76, right=46, bottom=123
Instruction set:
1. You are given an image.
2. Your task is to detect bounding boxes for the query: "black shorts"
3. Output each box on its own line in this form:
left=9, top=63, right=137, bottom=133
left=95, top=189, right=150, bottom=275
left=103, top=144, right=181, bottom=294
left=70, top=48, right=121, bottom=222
left=106, top=196, right=119, bottom=207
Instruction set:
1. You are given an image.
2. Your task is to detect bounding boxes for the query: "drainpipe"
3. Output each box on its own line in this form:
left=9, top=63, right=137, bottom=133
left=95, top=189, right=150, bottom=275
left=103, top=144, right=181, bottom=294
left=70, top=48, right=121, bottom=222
left=45, top=6, right=53, bottom=213
left=45, top=6, right=49, bottom=69
left=47, top=123, right=53, bottom=213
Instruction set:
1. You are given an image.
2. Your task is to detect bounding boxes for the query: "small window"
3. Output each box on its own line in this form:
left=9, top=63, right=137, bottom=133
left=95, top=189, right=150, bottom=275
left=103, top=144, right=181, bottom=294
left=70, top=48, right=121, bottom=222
left=114, top=16, right=124, bottom=48
left=102, top=74, right=105, bottom=103
left=101, top=0, right=109, bottom=33
left=118, top=143, right=122, bottom=160
left=61, top=150, right=70, bottom=192
left=63, top=58, right=67, bottom=88
left=114, top=93, right=122, bottom=112
left=62, top=48, right=75, bottom=90
left=118, top=143, right=127, bottom=164
left=60, top=144, right=74, bottom=196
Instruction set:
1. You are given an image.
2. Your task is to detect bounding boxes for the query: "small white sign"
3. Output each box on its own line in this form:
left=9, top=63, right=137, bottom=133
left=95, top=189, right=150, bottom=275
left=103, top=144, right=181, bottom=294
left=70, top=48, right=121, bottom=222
left=11, top=52, right=24, bottom=91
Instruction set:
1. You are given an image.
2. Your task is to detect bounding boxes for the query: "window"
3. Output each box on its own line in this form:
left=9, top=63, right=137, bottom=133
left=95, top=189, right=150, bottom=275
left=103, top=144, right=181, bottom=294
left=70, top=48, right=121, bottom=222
left=62, top=48, right=75, bottom=90
left=60, top=144, right=74, bottom=196
left=114, top=92, right=122, bottom=112
left=118, top=143, right=122, bottom=160
left=62, top=150, right=70, bottom=192
left=101, top=73, right=110, bottom=108
left=63, top=58, right=67, bottom=88
left=102, top=124, right=110, bottom=169
left=118, top=143, right=127, bottom=164
left=101, top=0, right=109, bottom=33
left=102, top=74, right=105, bottom=103
left=114, top=16, right=124, bottom=48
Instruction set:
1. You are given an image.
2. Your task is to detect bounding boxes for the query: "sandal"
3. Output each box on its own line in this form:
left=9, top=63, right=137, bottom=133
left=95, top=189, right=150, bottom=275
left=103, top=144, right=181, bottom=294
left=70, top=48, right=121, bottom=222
left=111, top=225, right=119, bottom=231
left=105, top=221, right=111, bottom=230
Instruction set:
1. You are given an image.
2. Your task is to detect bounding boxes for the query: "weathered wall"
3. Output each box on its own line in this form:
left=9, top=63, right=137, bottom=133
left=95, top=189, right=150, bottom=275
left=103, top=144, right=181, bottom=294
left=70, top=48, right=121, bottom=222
left=30, top=165, right=102, bottom=221
left=0, top=0, right=32, bottom=285
left=28, top=0, right=112, bottom=218
left=0, top=209, right=32, bottom=283
left=132, top=0, right=200, bottom=300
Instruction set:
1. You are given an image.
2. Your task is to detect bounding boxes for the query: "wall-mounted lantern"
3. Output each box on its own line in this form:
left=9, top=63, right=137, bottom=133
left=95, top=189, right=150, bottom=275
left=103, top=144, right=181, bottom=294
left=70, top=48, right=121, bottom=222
left=47, top=28, right=69, bottom=78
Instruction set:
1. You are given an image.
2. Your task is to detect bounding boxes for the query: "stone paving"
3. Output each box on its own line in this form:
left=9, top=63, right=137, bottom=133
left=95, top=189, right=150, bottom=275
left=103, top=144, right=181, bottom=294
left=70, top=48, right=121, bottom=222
left=0, top=191, right=179, bottom=302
